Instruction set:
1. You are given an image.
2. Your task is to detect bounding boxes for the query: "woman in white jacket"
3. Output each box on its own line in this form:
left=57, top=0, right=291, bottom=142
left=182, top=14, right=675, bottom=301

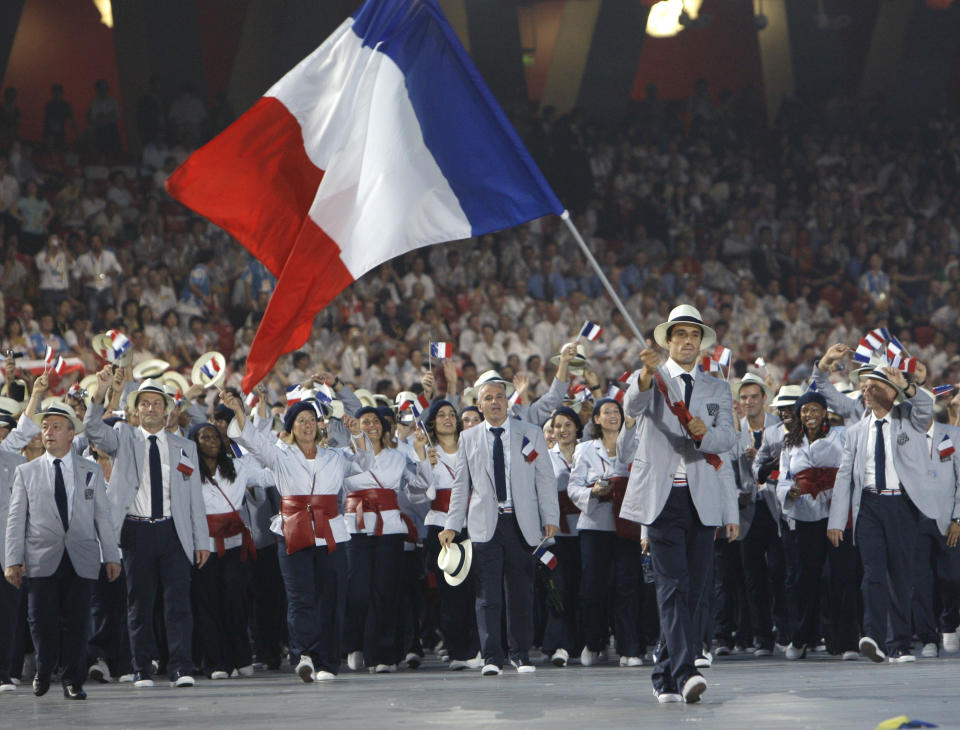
left=222, top=392, right=369, bottom=683
left=777, top=390, right=857, bottom=661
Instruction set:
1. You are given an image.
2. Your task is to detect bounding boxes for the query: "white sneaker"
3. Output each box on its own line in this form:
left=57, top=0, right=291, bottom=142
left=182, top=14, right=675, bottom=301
left=785, top=644, right=806, bottom=660
left=921, top=643, right=939, bottom=658
left=88, top=658, right=111, bottom=683
left=694, top=653, right=712, bottom=669
left=404, top=652, right=421, bottom=669
left=133, top=676, right=155, bottom=688
left=509, top=658, right=536, bottom=673
left=9, top=677, right=19, bottom=686
left=754, top=648, right=773, bottom=657
left=314, top=670, right=335, bottom=681
left=236, top=664, right=254, bottom=677
left=842, top=651, right=859, bottom=661
left=551, top=648, right=569, bottom=667
left=347, top=651, right=364, bottom=671
left=296, top=656, right=315, bottom=683
left=466, top=653, right=484, bottom=670
left=0, top=681, right=15, bottom=692
left=172, top=675, right=195, bottom=688
left=374, top=664, right=397, bottom=673
left=481, top=664, right=502, bottom=676
left=859, top=636, right=886, bottom=663
left=653, top=688, right=683, bottom=703
left=714, top=645, right=731, bottom=656
left=580, top=647, right=599, bottom=666
left=681, top=675, right=707, bottom=703
left=619, top=656, right=644, bottom=667
left=888, top=651, right=916, bottom=664
left=943, top=631, right=959, bottom=653
left=210, top=670, right=230, bottom=680
left=118, top=673, right=134, bottom=683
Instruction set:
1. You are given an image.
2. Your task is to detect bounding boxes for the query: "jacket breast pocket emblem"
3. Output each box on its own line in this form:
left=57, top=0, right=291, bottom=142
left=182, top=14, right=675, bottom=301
left=897, top=432, right=909, bottom=446
left=84, top=488, right=94, bottom=500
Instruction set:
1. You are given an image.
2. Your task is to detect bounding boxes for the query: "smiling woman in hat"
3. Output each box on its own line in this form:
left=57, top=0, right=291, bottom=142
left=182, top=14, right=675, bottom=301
left=776, top=389, right=857, bottom=662
left=413, top=400, right=480, bottom=671
left=221, top=389, right=369, bottom=683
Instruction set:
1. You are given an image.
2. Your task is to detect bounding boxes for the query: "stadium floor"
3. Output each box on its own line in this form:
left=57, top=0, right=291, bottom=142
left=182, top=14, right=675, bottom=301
left=2, top=650, right=957, bottom=729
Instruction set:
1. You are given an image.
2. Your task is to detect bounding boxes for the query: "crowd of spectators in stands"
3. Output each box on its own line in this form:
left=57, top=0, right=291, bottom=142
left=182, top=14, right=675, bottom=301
left=0, top=76, right=959, bottom=405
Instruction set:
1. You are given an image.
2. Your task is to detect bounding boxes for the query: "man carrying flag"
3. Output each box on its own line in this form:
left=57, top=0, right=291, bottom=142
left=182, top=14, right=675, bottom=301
left=165, top=0, right=564, bottom=393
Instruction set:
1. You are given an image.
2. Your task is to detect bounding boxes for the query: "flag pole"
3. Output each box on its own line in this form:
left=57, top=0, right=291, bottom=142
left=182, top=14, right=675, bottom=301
left=561, top=210, right=644, bottom=343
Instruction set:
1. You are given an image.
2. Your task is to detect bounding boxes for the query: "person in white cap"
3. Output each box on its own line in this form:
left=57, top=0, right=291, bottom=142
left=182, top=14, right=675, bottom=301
left=828, top=366, right=933, bottom=663
left=620, top=304, right=738, bottom=704
left=84, top=368, right=209, bottom=689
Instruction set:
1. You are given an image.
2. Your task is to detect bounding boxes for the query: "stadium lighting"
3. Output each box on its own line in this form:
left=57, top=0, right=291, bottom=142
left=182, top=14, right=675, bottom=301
left=92, top=0, right=114, bottom=28
left=646, top=0, right=703, bottom=38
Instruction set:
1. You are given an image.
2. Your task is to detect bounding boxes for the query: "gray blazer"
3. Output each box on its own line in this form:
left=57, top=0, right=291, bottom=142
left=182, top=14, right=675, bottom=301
left=445, top=419, right=559, bottom=546
left=620, top=366, right=738, bottom=527
left=0, top=450, right=26, bottom=570
left=910, top=422, right=960, bottom=536
left=514, top=377, right=567, bottom=427
left=828, top=389, right=934, bottom=537
left=84, top=402, right=208, bottom=561
left=5, top=455, right=120, bottom=579
left=737, top=412, right=782, bottom=536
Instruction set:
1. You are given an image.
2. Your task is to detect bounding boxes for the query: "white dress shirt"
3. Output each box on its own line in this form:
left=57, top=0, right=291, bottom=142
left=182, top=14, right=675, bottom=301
left=131, top=427, right=172, bottom=518
left=864, top=414, right=900, bottom=493
left=44, top=450, right=75, bottom=522
left=665, top=357, right=696, bottom=485
left=485, top=418, right=512, bottom=509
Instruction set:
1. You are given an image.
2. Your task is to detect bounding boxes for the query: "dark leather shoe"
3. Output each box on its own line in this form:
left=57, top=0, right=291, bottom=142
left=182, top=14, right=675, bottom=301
left=63, top=684, right=87, bottom=700
left=33, top=674, right=50, bottom=697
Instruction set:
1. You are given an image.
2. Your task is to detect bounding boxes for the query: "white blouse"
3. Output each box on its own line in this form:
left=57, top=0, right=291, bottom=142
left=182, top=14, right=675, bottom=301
left=201, top=459, right=274, bottom=552
left=343, top=447, right=428, bottom=536
left=777, top=427, right=846, bottom=522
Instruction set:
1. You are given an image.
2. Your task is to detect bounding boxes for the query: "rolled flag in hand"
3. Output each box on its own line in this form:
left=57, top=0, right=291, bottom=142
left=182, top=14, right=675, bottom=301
left=533, top=543, right=557, bottom=570
left=712, top=345, right=732, bottom=367
left=579, top=321, right=603, bottom=341
left=429, top=342, right=453, bottom=359
left=521, top=435, right=538, bottom=462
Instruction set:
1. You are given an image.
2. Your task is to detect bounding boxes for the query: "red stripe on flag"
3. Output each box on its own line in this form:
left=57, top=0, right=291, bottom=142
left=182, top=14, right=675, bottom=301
left=165, top=97, right=355, bottom=390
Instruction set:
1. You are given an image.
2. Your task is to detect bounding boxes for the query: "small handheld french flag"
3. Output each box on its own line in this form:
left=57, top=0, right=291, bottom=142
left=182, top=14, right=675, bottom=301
left=933, top=384, right=955, bottom=398
left=712, top=345, right=732, bottom=367
left=939, top=434, right=955, bottom=460
left=579, top=321, right=603, bottom=341
left=176, top=449, right=195, bottom=476
left=754, top=356, right=766, bottom=369
left=606, top=384, right=625, bottom=403
left=533, top=543, right=557, bottom=570
left=403, top=393, right=431, bottom=420
left=200, top=358, right=222, bottom=380
left=700, top=356, right=720, bottom=373
left=572, top=384, right=593, bottom=403
left=315, top=383, right=336, bottom=406
left=244, top=391, right=259, bottom=409
left=52, top=356, right=66, bottom=376
left=521, top=435, right=538, bottom=462
left=286, top=384, right=304, bottom=404
left=508, top=390, right=523, bottom=409
left=429, top=342, right=452, bottom=359
left=43, top=345, right=55, bottom=366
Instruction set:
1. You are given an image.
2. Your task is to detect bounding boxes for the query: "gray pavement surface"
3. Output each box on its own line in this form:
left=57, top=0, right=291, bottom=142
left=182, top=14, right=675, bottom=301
left=2, top=651, right=960, bottom=729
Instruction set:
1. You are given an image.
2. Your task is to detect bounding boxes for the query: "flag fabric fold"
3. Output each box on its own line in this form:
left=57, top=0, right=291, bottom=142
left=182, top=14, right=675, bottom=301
left=166, top=0, right=563, bottom=391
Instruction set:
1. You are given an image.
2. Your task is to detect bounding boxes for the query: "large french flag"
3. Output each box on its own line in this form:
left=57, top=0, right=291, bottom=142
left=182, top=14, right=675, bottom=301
left=167, top=0, right=563, bottom=391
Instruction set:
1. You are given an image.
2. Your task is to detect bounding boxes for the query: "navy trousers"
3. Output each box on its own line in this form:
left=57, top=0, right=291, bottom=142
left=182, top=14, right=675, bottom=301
left=542, top=535, right=582, bottom=657
left=121, top=518, right=194, bottom=678
left=648, top=487, right=714, bottom=692
left=740, top=501, right=786, bottom=649
left=28, top=554, right=94, bottom=688
left=192, top=546, right=252, bottom=674
left=425, top=526, right=479, bottom=661
left=87, top=562, right=132, bottom=677
left=912, top=517, right=960, bottom=644
left=472, top=513, right=535, bottom=668
left=0, top=574, right=18, bottom=679
left=714, top=538, right=752, bottom=648
left=277, top=538, right=346, bottom=673
left=249, top=542, right=286, bottom=668
left=344, top=533, right=404, bottom=666
left=856, top=492, right=918, bottom=654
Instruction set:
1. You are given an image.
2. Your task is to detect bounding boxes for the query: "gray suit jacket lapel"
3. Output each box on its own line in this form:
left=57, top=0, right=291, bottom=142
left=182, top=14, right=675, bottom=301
left=132, top=429, right=144, bottom=480
left=510, top=424, right=522, bottom=486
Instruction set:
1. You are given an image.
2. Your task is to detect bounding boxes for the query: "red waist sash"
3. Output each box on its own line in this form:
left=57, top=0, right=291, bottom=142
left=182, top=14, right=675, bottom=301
left=346, top=488, right=417, bottom=543
left=206, top=511, right=257, bottom=562
left=597, top=476, right=643, bottom=543
left=280, top=495, right=340, bottom=555
left=557, top=490, right=581, bottom=533
left=794, top=467, right=838, bottom=499
left=431, top=489, right=452, bottom=513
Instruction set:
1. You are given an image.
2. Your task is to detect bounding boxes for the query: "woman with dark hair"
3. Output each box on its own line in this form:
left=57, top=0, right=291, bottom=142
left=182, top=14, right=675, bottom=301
left=414, top=400, right=480, bottom=670
left=460, top=405, right=482, bottom=429
left=221, top=392, right=370, bottom=683
left=777, top=390, right=857, bottom=661
left=567, top=398, right=644, bottom=668
left=542, top=407, right=584, bottom=667
left=343, top=406, right=428, bottom=674
left=188, top=422, right=272, bottom=680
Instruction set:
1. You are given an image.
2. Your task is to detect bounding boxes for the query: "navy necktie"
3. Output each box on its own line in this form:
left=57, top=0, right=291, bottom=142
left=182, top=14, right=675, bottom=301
left=681, top=374, right=694, bottom=409
left=875, top=419, right=887, bottom=493
left=491, top=427, right=507, bottom=503
left=148, top=435, right=163, bottom=519
left=53, top=458, right=68, bottom=532
left=753, top=430, right=763, bottom=449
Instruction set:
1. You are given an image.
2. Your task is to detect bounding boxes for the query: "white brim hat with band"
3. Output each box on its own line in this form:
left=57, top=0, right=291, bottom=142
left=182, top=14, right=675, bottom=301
left=735, top=372, right=773, bottom=401
left=437, top=539, right=472, bottom=586
left=653, top=304, right=717, bottom=350
left=769, top=384, right=804, bottom=409
left=31, top=401, right=85, bottom=433
left=126, top=378, right=177, bottom=412
left=473, top=370, right=515, bottom=398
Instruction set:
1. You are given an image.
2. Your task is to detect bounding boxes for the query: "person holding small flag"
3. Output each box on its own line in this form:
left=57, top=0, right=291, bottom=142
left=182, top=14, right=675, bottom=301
left=221, top=390, right=370, bottom=682
left=84, top=368, right=210, bottom=689
left=413, top=400, right=480, bottom=670
left=567, top=398, right=645, bottom=668
left=828, top=366, right=933, bottom=663
left=438, top=372, right=559, bottom=676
